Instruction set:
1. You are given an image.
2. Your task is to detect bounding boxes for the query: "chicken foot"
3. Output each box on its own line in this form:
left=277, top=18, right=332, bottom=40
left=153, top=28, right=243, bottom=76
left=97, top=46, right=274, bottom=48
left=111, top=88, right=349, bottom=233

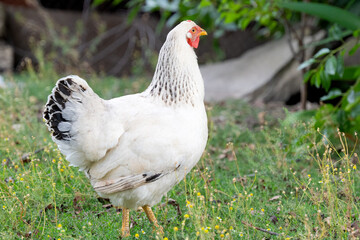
left=142, top=205, right=164, bottom=235
left=121, top=207, right=130, bottom=237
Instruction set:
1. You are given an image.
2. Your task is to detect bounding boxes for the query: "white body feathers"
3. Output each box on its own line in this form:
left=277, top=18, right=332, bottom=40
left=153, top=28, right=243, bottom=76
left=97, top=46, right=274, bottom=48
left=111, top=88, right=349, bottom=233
left=44, top=21, right=208, bottom=209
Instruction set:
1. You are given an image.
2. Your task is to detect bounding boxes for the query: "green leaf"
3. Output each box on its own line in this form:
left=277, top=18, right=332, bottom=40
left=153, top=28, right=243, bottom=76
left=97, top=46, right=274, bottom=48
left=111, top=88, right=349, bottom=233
left=336, top=55, right=344, bottom=78
left=345, top=95, right=360, bottom=111
left=166, top=13, right=180, bottom=27
left=315, top=71, right=322, bottom=88
left=331, top=66, right=360, bottom=81
left=307, top=30, right=352, bottom=48
left=320, top=89, right=342, bottom=101
left=350, top=104, right=360, bottom=118
left=303, top=70, right=314, bottom=83
left=278, top=2, right=360, bottom=31
left=239, top=18, right=251, bottom=29
left=92, top=0, right=104, bottom=7
left=329, top=24, right=343, bottom=40
left=354, top=29, right=360, bottom=37
left=347, top=90, right=356, bottom=104
left=156, top=10, right=171, bottom=34
left=199, top=0, right=212, bottom=8
left=336, top=110, right=347, bottom=128
left=224, top=12, right=240, bottom=24
left=313, top=48, right=330, bottom=58
left=111, top=0, right=123, bottom=6
left=325, top=56, right=337, bottom=75
left=349, top=43, right=360, bottom=56
left=321, top=69, right=331, bottom=91
left=310, top=72, right=316, bottom=85
left=298, top=58, right=315, bottom=70
left=260, top=15, right=271, bottom=26
left=127, top=5, right=141, bottom=23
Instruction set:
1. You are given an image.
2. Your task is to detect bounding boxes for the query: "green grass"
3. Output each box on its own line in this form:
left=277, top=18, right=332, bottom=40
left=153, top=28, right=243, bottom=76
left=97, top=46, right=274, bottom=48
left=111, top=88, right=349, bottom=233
left=0, top=71, right=359, bottom=239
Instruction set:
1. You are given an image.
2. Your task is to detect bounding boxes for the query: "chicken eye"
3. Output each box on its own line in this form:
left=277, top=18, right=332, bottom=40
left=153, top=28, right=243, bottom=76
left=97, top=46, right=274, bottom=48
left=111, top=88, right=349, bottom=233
left=192, top=29, right=195, bottom=32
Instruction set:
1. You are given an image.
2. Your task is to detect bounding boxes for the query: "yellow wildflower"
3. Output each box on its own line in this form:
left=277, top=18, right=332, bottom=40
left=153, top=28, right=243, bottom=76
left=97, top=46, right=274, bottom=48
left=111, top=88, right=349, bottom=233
left=173, top=227, right=178, bottom=231
left=215, top=225, right=220, bottom=230
left=135, top=233, right=139, bottom=238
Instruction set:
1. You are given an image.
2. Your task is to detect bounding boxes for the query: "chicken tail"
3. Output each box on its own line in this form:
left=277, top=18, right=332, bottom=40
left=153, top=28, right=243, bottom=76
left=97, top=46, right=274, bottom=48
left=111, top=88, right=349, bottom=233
left=43, top=75, right=112, bottom=170
left=43, top=75, right=90, bottom=141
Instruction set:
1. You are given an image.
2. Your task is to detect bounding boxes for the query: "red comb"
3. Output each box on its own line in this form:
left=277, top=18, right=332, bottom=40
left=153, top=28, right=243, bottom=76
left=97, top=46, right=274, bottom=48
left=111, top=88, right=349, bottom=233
left=186, top=20, right=192, bottom=22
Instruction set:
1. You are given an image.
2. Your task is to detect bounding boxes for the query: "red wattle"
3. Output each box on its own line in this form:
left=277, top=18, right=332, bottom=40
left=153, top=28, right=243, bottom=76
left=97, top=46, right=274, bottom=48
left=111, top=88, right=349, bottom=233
left=192, top=37, right=200, bottom=48
left=187, top=37, right=200, bottom=49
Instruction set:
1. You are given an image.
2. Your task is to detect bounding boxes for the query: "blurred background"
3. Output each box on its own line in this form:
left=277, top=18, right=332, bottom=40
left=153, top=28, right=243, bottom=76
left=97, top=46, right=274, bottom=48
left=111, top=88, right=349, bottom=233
left=0, top=0, right=360, bottom=133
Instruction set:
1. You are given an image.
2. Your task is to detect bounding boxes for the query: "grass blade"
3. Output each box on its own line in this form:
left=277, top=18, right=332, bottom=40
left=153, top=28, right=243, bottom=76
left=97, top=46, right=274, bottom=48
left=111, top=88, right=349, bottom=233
left=278, top=2, right=360, bottom=31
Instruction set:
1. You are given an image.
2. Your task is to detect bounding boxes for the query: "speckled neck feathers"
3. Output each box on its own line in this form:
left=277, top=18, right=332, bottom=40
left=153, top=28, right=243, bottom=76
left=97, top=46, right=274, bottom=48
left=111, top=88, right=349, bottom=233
left=144, top=26, right=204, bottom=106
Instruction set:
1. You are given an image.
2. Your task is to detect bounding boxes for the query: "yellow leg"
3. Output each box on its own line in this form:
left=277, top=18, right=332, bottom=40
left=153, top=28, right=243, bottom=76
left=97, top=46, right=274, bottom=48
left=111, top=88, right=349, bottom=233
left=121, top=208, right=130, bottom=238
left=142, top=205, right=164, bottom=234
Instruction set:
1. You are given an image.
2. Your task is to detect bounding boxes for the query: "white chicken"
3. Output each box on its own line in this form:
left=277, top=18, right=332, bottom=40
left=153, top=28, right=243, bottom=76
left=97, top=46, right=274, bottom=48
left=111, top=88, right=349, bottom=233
left=43, top=20, right=208, bottom=237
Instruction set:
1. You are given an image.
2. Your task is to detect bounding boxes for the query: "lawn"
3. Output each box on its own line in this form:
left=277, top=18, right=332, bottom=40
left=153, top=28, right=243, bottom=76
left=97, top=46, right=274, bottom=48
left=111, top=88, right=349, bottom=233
left=0, top=71, right=359, bottom=239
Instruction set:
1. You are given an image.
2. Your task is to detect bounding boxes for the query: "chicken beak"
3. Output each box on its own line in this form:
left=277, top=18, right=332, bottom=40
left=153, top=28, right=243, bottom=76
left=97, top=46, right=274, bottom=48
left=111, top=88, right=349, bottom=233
left=199, top=29, right=208, bottom=36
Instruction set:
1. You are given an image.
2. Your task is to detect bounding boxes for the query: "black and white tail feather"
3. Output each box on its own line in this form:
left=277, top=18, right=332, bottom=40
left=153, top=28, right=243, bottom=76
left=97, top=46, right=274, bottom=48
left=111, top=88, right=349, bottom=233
left=44, top=76, right=85, bottom=141
left=43, top=75, right=123, bottom=170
